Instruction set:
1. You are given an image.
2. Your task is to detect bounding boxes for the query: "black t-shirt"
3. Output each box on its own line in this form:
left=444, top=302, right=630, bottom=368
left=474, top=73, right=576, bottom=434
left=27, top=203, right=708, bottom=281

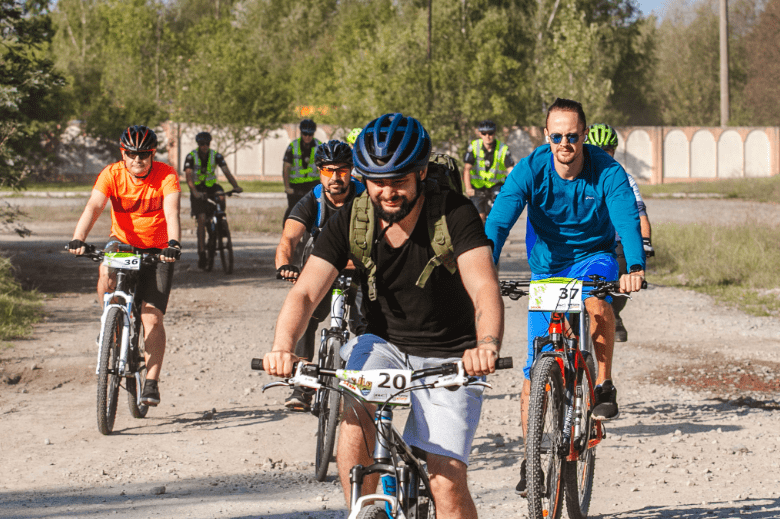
left=463, top=142, right=516, bottom=169
left=311, top=190, right=491, bottom=357
left=288, top=182, right=358, bottom=234
left=183, top=149, right=228, bottom=170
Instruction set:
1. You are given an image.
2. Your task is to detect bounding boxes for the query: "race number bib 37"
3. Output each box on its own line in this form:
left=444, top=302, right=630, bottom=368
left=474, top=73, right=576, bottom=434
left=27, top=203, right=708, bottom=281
left=528, top=277, right=583, bottom=313
left=102, top=252, right=141, bottom=270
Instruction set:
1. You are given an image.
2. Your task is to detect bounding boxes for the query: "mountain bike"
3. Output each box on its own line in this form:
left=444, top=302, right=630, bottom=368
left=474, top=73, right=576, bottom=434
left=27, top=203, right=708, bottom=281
left=252, top=357, right=513, bottom=519
left=70, top=244, right=168, bottom=435
left=275, top=269, right=359, bottom=481
left=204, top=189, right=236, bottom=274
left=500, top=275, right=640, bottom=519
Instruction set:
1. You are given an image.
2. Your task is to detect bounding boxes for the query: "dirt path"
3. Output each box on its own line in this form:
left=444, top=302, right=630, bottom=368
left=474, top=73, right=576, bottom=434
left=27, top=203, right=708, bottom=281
left=0, top=198, right=779, bottom=518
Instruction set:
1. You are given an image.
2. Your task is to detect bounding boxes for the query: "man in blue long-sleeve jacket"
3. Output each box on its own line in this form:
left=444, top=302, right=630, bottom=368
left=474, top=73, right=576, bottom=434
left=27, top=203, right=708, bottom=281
left=485, top=98, right=646, bottom=496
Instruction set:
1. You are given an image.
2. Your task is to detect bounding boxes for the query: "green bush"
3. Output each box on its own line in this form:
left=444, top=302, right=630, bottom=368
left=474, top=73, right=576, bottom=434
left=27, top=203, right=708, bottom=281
left=649, top=222, right=780, bottom=316
left=0, top=257, right=43, bottom=340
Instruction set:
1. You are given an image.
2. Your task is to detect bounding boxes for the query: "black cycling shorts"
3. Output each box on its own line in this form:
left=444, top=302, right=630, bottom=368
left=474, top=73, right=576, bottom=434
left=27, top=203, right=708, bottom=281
left=105, top=239, right=175, bottom=314
left=190, top=183, right=225, bottom=217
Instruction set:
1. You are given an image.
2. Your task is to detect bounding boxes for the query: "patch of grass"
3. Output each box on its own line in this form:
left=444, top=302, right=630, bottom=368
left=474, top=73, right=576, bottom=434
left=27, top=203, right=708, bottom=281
left=181, top=207, right=285, bottom=234
left=648, top=222, right=780, bottom=316
left=640, top=176, right=780, bottom=203
left=3, top=180, right=285, bottom=194
left=0, top=256, right=43, bottom=340
left=0, top=181, right=95, bottom=192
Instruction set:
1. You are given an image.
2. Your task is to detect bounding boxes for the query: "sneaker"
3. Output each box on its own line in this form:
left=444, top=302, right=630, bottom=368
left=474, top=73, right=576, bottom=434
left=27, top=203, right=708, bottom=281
left=592, top=379, right=619, bottom=421
left=198, top=252, right=207, bottom=270
left=515, top=458, right=545, bottom=498
left=284, top=387, right=312, bottom=412
left=140, top=379, right=160, bottom=406
left=614, top=317, right=628, bottom=342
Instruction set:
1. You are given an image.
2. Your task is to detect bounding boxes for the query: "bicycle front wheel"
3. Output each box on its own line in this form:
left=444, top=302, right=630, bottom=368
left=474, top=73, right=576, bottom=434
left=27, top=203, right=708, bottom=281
left=355, top=505, right=389, bottom=519
left=564, top=354, right=597, bottom=519
left=314, top=337, right=343, bottom=481
left=526, top=356, right=566, bottom=519
left=217, top=218, right=234, bottom=274
left=97, top=308, right=122, bottom=435
left=126, top=322, right=149, bottom=419
left=206, top=221, right=216, bottom=272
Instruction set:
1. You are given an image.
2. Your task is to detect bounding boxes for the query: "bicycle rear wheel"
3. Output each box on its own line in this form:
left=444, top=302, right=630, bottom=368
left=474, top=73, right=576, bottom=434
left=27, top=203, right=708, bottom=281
left=217, top=218, right=234, bottom=274
left=206, top=221, right=216, bottom=272
left=526, top=355, right=565, bottom=519
left=564, top=353, right=597, bottom=519
left=97, top=308, right=122, bottom=435
left=126, top=322, right=149, bottom=419
left=314, top=337, right=343, bottom=481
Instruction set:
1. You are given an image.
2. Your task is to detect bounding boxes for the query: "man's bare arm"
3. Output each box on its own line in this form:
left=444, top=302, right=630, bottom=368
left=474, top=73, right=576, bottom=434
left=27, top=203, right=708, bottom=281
left=69, top=189, right=109, bottom=254
left=275, top=219, right=307, bottom=282
left=264, top=256, right=338, bottom=376
left=457, top=245, right=504, bottom=376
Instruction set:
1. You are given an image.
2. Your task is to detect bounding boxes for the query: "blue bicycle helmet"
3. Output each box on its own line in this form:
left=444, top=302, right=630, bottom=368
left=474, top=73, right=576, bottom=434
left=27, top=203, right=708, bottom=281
left=353, top=113, right=431, bottom=179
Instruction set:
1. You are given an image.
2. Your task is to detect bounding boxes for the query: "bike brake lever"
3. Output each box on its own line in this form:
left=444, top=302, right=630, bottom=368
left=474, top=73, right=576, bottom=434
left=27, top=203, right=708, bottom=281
left=467, top=379, right=493, bottom=389
left=262, top=380, right=293, bottom=392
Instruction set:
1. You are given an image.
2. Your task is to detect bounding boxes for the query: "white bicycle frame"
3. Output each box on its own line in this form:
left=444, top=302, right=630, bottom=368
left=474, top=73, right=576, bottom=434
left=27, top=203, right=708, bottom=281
left=95, top=289, right=143, bottom=405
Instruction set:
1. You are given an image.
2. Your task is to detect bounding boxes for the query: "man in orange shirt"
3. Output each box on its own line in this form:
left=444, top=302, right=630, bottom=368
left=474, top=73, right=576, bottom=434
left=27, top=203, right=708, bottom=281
left=69, top=125, right=181, bottom=406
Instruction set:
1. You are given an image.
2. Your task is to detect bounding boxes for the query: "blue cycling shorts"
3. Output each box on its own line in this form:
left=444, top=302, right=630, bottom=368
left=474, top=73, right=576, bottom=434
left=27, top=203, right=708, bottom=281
left=524, top=254, right=618, bottom=379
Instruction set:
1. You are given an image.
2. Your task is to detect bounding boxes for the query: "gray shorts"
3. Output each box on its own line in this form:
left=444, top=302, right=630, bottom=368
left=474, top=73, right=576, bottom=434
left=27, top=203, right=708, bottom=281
left=340, top=334, right=484, bottom=465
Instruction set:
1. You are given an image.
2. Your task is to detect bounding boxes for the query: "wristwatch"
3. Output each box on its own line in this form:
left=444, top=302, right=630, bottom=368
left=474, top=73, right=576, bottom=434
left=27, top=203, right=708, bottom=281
left=168, top=239, right=181, bottom=249
left=629, top=265, right=643, bottom=274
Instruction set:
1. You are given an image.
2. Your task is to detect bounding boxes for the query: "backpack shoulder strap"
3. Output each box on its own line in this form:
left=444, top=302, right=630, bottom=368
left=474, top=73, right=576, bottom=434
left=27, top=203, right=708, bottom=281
left=416, top=190, right=457, bottom=288
left=349, top=191, right=379, bottom=301
left=313, top=184, right=325, bottom=231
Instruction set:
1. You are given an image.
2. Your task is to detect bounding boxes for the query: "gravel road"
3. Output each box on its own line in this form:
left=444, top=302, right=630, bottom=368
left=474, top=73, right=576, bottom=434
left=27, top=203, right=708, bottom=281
left=0, top=196, right=778, bottom=518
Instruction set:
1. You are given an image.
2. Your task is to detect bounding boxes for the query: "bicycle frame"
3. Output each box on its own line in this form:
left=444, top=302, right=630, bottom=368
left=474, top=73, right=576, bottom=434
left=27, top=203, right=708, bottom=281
left=532, top=312, right=604, bottom=461
left=94, top=266, right=145, bottom=407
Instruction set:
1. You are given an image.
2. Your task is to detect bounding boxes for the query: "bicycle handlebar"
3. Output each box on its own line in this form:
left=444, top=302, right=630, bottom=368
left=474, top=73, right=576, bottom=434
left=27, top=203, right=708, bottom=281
left=64, top=244, right=170, bottom=264
left=500, top=275, right=647, bottom=300
left=250, top=357, right=513, bottom=375
left=204, top=189, right=238, bottom=204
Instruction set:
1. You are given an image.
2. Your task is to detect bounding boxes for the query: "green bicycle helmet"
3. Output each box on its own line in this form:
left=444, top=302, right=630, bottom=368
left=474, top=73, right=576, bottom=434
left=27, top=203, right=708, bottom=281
left=586, top=123, right=618, bottom=148
left=345, top=127, right=362, bottom=146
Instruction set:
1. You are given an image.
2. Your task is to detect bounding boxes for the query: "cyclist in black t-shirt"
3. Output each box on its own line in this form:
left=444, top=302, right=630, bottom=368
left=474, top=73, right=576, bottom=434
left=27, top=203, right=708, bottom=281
left=275, top=139, right=366, bottom=411
left=263, top=113, right=504, bottom=517
left=183, top=131, right=243, bottom=269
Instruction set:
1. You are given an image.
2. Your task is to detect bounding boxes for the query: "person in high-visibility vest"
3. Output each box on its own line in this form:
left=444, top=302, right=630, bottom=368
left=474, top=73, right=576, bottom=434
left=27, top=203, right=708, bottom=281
left=282, top=119, right=322, bottom=222
left=462, top=120, right=515, bottom=223
left=184, top=131, right=243, bottom=270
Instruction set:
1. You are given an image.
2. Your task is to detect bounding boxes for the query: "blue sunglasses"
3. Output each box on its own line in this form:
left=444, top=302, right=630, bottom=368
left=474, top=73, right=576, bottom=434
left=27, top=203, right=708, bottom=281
left=549, top=133, right=582, bottom=145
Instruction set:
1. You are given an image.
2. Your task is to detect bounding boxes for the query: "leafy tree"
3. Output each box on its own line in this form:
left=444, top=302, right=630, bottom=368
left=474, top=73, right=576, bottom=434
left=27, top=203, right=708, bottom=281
left=742, top=0, right=780, bottom=125
left=172, top=16, right=290, bottom=156
left=0, top=0, right=65, bottom=187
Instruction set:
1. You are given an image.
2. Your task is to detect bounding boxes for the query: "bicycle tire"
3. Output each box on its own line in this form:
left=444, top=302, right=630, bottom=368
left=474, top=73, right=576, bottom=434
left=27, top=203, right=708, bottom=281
left=206, top=221, right=216, bottom=272
left=126, top=321, right=149, bottom=419
left=563, top=361, right=597, bottom=519
left=526, top=355, right=565, bottom=519
left=314, top=337, right=343, bottom=481
left=218, top=218, right=234, bottom=275
left=97, top=307, right=122, bottom=435
left=355, top=505, right=390, bottom=519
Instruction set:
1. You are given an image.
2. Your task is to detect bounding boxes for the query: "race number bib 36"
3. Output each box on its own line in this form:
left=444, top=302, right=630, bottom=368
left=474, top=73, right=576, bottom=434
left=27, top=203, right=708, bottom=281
left=102, top=252, right=141, bottom=270
left=528, top=277, right=583, bottom=313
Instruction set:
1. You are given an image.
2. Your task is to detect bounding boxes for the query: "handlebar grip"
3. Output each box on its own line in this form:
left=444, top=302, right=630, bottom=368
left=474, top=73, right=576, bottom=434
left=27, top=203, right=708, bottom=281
left=251, top=358, right=264, bottom=371
left=496, top=357, right=513, bottom=370
left=641, top=280, right=647, bottom=289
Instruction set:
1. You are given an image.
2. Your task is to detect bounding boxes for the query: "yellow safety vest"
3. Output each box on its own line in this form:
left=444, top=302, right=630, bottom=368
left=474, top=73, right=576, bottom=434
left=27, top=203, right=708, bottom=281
left=290, top=137, right=322, bottom=184
left=189, top=149, right=218, bottom=187
left=470, top=139, right=509, bottom=189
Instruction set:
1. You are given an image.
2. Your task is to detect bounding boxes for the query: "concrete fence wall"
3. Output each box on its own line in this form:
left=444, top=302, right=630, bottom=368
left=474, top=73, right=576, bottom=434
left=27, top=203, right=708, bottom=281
left=59, top=122, right=780, bottom=185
